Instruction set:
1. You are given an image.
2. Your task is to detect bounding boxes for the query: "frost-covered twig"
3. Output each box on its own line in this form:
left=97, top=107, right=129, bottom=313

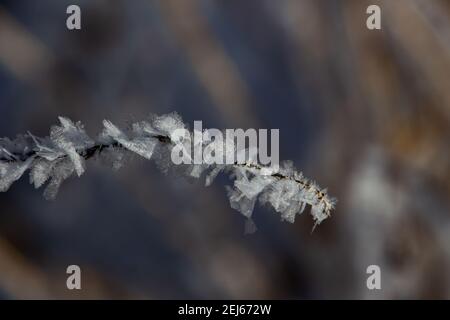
left=0, top=113, right=336, bottom=231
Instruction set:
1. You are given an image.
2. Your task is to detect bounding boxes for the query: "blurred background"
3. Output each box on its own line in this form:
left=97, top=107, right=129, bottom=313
left=0, top=0, right=449, bottom=299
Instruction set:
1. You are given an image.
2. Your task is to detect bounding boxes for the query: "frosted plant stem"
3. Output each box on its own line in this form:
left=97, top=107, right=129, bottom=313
left=0, top=113, right=336, bottom=231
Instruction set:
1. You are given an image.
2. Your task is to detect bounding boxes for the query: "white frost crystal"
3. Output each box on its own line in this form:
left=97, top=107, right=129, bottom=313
left=0, top=112, right=336, bottom=230
left=0, top=157, right=34, bottom=192
left=30, top=158, right=54, bottom=188
left=102, top=120, right=157, bottom=160
left=43, top=158, right=75, bottom=200
left=152, top=112, right=185, bottom=139
left=50, top=117, right=94, bottom=176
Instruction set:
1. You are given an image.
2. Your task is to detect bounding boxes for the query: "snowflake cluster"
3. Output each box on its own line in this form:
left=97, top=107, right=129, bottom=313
left=0, top=113, right=336, bottom=231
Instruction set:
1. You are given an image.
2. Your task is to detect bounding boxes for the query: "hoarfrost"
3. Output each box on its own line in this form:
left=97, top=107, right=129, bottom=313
left=0, top=113, right=336, bottom=231
left=102, top=120, right=157, bottom=160
left=0, top=157, right=34, bottom=192
left=50, top=117, right=94, bottom=176
left=43, top=158, right=75, bottom=200
left=30, top=158, right=54, bottom=188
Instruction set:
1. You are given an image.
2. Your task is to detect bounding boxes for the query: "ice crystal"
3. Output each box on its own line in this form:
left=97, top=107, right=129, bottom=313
left=0, top=112, right=336, bottom=231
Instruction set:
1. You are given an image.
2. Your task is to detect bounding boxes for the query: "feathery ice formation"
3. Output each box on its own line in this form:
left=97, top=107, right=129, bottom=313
left=0, top=113, right=336, bottom=231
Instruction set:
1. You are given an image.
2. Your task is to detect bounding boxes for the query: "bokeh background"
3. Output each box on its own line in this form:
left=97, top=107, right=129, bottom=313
left=0, top=0, right=449, bottom=299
